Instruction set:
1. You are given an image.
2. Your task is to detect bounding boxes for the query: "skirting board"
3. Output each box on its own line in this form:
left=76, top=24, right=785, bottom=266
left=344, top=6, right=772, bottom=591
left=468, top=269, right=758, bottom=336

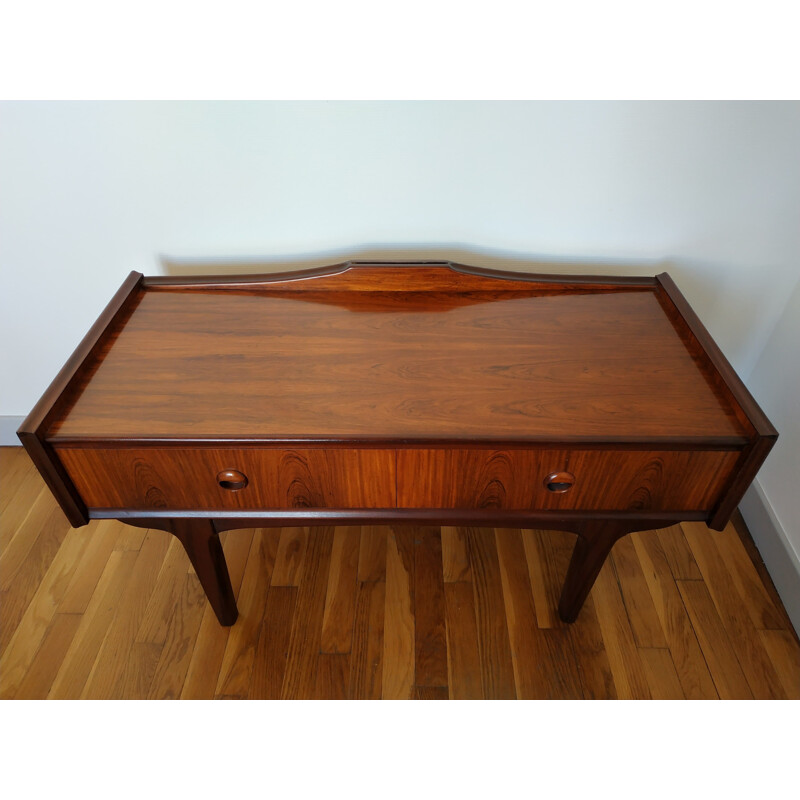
left=739, top=478, right=800, bottom=636
left=0, top=416, right=24, bottom=446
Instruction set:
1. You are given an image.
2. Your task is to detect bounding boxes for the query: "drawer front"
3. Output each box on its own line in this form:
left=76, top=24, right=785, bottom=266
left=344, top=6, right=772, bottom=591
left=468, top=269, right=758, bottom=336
left=397, top=449, right=739, bottom=512
left=56, top=447, right=396, bottom=510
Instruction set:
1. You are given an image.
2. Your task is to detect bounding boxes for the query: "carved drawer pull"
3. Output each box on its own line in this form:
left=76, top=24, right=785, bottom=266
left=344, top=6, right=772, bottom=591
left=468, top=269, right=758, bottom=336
left=217, top=469, right=249, bottom=491
left=544, top=471, right=575, bottom=493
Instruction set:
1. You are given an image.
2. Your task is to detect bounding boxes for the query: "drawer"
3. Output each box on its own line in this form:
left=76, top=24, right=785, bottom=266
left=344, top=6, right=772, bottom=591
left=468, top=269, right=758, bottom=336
left=397, top=449, right=739, bottom=512
left=55, top=447, right=396, bottom=510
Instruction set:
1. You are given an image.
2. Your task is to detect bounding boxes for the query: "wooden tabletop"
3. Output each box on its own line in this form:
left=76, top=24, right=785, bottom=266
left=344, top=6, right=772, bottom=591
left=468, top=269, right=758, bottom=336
left=47, top=264, right=750, bottom=443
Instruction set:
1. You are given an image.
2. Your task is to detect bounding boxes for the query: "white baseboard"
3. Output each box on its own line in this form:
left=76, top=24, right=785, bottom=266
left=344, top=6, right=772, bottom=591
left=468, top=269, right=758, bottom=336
left=0, top=416, right=24, bottom=446
left=739, top=479, right=800, bottom=636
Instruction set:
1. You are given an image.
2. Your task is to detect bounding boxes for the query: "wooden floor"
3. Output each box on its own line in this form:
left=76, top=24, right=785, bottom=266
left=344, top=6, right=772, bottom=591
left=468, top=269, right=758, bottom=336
left=1, top=446, right=798, bottom=699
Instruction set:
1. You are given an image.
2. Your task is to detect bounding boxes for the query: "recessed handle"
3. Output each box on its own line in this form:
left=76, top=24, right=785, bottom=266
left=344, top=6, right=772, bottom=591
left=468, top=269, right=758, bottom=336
left=217, top=469, right=248, bottom=491
left=544, top=471, right=575, bottom=493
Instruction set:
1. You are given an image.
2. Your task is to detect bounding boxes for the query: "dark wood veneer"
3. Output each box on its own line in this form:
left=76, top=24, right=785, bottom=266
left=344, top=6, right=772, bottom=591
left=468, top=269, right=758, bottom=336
left=19, top=261, right=777, bottom=626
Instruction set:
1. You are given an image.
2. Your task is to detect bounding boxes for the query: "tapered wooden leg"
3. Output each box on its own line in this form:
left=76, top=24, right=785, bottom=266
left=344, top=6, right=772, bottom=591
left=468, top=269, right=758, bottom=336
left=558, top=522, right=628, bottom=623
left=171, top=518, right=238, bottom=626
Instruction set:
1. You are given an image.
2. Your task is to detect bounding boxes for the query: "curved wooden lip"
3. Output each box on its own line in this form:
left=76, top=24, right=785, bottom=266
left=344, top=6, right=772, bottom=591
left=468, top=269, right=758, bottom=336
left=142, top=260, right=657, bottom=290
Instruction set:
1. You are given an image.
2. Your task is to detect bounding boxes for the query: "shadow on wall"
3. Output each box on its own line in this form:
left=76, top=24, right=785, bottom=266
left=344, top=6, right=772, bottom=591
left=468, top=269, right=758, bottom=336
left=158, top=244, right=666, bottom=279
left=158, top=245, right=771, bottom=373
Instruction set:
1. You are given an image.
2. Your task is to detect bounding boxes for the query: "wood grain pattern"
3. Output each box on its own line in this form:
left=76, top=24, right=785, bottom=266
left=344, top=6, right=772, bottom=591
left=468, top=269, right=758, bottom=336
left=611, top=535, right=668, bottom=649
left=639, top=648, right=685, bottom=699
left=591, top=559, right=651, bottom=699
left=444, top=581, right=483, bottom=700
left=80, top=531, right=171, bottom=699
left=3, top=447, right=799, bottom=699
left=682, top=521, right=787, bottom=699
left=382, top=527, right=415, bottom=699
left=440, top=526, right=471, bottom=582
left=676, top=579, right=753, bottom=699
left=215, top=529, right=279, bottom=698
left=320, top=527, right=361, bottom=653
left=18, top=265, right=778, bottom=635
left=181, top=529, right=254, bottom=699
left=47, top=274, right=749, bottom=441
left=631, top=531, right=718, bottom=699
left=495, top=528, right=582, bottom=698
left=397, top=449, right=738, bottom=511
left=349, top=580, right=385, bottom=700
left=280, top=527, right=335, bottom=699
left=466, top=527, right=516, bottom=699
left=414, top=527, right=447, bottom=688
left=248, top=585, right=298, bottom=700
left=56, top=447, right=396, bottom=510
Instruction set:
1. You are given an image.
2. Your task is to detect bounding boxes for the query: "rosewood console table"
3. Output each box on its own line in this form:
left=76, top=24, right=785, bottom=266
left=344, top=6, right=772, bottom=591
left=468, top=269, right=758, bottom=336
left=18, top=261, right=777, bottom=627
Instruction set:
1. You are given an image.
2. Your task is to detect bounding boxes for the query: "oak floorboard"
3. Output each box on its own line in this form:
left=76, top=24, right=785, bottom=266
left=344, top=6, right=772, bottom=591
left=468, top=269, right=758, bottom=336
left=632, top=531, right=718, bottom=700
left=496, top=528, right=581, bottom=699
left=181, top=529, right=255, bottom=699
left=444, top=581, right=483, bottom=700
left=0, top=494, right=70, bottom=657
left=612, top=534, right=668, bottom=649
left=414, top=686, right=449, bottom=699
left=0, top=471, right=45, bottom=557
left=349, top=580, right=385, bottom=700
left=215, top=529, right=279, bottom=699
left=682, top=521, right=787, bottom=699
left=249, top=585, right=298, bottom=699
left=0, top=490, right=58, bottom=591
left=639, top=648, right=685, bottom=700
left=414, top=527, right=448, bottom=689
left=0, top=525, right=89, bottom=697
left=58, top=521, right=122, bottom=614
left=320, top=526, right=361, bottom=654
left=656, top=524, right=703, bottom=581
left=465, top=527, right=516, bottom=700
left=566, top=594, right=616, bottom=700
left=757, top=630, right=800, bottom=700
left=316, top=653, right=351, bottom=699
left=148, top=573, right=208, bottom=699
left=357, top=526, right=387, bottom=583
left=382, top=527, right=415, bottom=699
left=80, top=531, right=172, bottom=699
left=271, top=527, right=309, bottom=587
left=114, top=523, right=149, bottom=552
left=47, top=550, right=139, bottom=699
left=115, top=641, right=163, bottom=700
left=676, top=579, right=753, bottom=699
left=730, top=511, right=798, bottom=636
left=135, top=537, right=192, bottom=646
left=14, top=613, right=82, bottom=700
left=522, top=529, right=563, bottom=630
left=281, top=527, right=335, bottom=699
left=591, top=559, right=651, bottom=699
left=441, top=527, right=471, bottom=583
left=0, top=447, right=37, bottom=516
left=713, top=522, right=786, bottom=631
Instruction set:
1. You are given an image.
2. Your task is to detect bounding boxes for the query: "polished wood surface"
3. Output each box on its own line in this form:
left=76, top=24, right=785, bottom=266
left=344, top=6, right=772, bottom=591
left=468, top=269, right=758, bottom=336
left=48, top=269, right=748, bottom=441
left=55, top=447, right=396, bottom=509
left=397, top=448, right=738, bottom=511
left=17, top=262, right=777, bottom=628
left=2, top=447, right=797, bottom=699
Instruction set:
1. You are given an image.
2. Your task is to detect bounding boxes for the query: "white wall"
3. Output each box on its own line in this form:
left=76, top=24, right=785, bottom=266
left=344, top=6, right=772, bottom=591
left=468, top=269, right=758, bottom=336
left=739, top=276, right=800, bottom=630
left=2, top=101, right=799, bottom=421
